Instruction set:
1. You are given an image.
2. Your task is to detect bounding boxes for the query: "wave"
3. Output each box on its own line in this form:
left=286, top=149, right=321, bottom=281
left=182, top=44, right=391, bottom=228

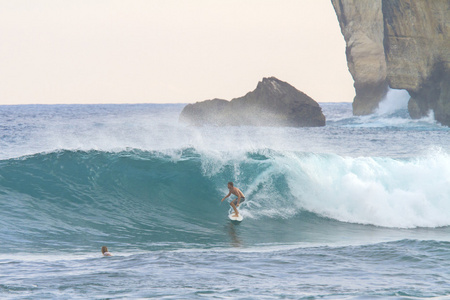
left=1, top=148, right=449, bottom=231
left=285, top=150, right=450, bottom=228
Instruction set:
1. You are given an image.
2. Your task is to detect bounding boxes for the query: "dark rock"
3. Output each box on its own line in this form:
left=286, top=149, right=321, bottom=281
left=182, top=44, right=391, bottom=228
left=179, top=77, right=326, bottom=127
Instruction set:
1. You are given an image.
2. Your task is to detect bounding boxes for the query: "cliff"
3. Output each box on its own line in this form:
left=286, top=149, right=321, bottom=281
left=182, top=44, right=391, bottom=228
left=332, top=0, right=450, bottom=126
left=179, top=77, right=326, bottom=127
left=331, top=0, right=388, bottom=115
left=383, top=0, right=450, bottom=125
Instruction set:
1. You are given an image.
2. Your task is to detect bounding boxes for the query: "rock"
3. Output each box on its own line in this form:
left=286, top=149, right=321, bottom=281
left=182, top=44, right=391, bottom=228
left=331, top=0, right=389, bottom=115
left=179, top=77, right=326, bottom=127
left=383, top=0, right=450, bottom=126
left=332, top=0, right=450, bottom=126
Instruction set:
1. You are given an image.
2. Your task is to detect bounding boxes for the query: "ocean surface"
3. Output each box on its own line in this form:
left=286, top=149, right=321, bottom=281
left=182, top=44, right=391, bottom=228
left=1, top=92, right=450, bottom=299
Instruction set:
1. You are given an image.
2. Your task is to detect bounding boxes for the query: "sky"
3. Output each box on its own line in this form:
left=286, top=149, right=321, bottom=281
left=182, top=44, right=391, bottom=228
left=0, top=0, right=355, bottom=105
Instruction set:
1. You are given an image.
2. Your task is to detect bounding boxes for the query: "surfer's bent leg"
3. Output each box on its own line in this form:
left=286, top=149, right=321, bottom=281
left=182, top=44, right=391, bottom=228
left=230, top=199, right=239, bottom=217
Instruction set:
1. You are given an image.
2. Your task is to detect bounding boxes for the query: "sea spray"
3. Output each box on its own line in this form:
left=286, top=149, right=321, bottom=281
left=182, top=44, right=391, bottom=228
left=285, top=151, right=450, bottom=228
left=375, top=88, right=410, bottom=116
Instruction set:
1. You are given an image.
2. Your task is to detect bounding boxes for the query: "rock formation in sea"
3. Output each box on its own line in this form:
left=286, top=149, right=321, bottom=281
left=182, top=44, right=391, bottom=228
left=332, top=0, right=450, bottom=126
left=179, top=77, right=326, bottom=127
left=383, top=0, right=450, bottom=125
left=331, top=0, right=388, bottom=116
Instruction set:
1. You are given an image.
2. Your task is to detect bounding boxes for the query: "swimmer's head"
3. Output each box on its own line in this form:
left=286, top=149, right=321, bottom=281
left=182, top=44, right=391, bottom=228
left=101, top=246, right=108, bottom=254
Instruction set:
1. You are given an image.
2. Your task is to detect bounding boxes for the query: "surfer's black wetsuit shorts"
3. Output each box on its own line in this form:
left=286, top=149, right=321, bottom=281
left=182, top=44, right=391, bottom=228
left=231, top=197, right=245, bottom=205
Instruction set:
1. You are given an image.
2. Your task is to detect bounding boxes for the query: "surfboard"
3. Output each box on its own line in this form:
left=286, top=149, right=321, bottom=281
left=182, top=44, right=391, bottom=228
left=228, top=213, right=243, bottom=222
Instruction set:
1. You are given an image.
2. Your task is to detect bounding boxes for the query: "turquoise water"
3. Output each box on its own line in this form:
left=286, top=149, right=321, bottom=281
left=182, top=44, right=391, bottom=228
left=1, top=101, right=450, bottom=299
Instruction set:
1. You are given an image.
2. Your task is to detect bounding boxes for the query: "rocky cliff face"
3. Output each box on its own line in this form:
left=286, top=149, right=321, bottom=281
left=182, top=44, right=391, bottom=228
left=331, top=0, right=388, bottom=115
left=383, top=0, right=450, bottom=125
left=179, top=77, right=326, bottom=127
left=332, top=0, right=450, bottom=126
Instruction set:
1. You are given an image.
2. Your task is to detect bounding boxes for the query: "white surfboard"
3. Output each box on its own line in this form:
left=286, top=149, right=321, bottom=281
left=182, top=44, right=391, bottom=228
left=228, top=213, right=243, bottom=222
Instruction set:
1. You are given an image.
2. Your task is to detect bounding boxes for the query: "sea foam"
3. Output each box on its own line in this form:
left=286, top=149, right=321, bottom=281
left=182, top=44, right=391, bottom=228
left=282, top=151, right=450, bottom=228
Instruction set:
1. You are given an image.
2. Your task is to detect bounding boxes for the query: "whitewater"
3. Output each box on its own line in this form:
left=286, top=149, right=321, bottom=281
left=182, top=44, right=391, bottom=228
left=1, top=93, right=450, bottom=299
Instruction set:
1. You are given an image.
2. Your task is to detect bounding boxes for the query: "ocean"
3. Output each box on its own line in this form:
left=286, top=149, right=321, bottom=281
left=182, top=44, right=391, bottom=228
left=1, top=93, right=450, bottom=299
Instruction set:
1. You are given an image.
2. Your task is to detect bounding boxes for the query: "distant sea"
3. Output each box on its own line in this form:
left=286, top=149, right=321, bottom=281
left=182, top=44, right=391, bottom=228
left=2, top=92, right=450, bottom=299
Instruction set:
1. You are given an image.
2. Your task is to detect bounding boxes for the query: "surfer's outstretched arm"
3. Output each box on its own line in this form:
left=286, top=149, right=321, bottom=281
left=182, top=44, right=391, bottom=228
left=221, top=192, right=231, bottom=202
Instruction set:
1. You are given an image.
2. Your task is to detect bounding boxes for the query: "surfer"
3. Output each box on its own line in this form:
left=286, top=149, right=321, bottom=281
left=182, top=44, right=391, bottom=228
left=221, top=181, right=245, bottom=217
left=101, top=246, right=113, bottom=256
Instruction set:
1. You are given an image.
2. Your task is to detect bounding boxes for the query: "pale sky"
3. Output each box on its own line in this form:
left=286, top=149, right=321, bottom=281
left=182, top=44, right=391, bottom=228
left=0, top=0, right=355, bottom=105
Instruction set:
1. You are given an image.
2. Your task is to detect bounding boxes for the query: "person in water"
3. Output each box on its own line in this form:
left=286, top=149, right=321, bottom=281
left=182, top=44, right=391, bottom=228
left=101, top=246, right=112, bottom=256
left=221, top=181, right=245, bottom=217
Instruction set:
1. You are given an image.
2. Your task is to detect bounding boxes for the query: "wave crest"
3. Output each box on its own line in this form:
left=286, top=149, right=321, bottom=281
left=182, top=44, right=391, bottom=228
left=1, top=148, right=449, bottom=240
